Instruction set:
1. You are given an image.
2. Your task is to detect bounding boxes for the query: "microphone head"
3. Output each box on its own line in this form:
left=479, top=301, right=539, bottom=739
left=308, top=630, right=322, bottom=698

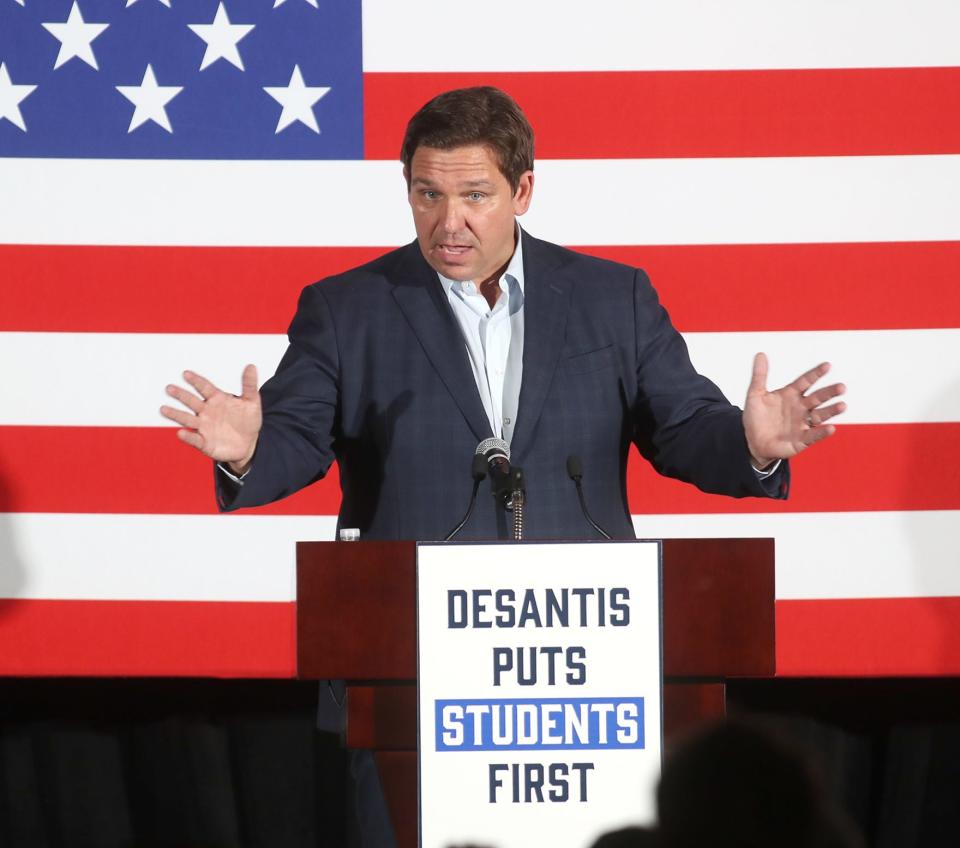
left=471, top=453, right=488, bottom=481
left=476, top=436, right=510, bottom=462
left=566, top=455, right=584, bottom=481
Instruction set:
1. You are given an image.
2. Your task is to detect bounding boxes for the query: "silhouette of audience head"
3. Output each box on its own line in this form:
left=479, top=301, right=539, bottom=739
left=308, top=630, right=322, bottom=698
left=656, top=718, right=863, bottom=848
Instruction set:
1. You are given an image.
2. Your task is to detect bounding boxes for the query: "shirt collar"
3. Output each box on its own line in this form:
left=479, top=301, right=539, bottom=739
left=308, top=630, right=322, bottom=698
left=436, top=224, right=525, bottom=298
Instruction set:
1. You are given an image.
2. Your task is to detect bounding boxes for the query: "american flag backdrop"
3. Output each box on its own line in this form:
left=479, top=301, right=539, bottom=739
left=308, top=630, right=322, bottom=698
left=1, top=0, right=960, bottom=678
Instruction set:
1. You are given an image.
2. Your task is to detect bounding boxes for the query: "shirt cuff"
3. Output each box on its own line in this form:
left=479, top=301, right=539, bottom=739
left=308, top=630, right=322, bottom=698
left=751, top=459, right=781, bottom=480
left=217, top=462, right=249, bottom=485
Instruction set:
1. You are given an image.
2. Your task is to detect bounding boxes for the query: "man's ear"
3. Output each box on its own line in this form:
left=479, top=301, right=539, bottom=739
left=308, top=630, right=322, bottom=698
left=513, top=170, right=534, bottom=216
left=402, top=165, right=410, bottom=191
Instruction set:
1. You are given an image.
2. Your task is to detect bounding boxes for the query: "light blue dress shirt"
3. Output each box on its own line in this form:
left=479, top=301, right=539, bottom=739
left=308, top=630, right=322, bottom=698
left=437, top=229, right=525, bottom=445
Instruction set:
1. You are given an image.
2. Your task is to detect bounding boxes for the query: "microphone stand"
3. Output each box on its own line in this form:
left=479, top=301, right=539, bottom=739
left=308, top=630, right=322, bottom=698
left=508, top=467, right=525, bottom=541
left=566, top=456, right=612, bottom=540
left=443, top=455, right=488, bottom=541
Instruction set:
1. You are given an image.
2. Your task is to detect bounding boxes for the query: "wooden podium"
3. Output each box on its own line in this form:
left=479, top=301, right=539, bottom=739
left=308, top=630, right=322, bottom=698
left=296, top=539, right=774, bottom=848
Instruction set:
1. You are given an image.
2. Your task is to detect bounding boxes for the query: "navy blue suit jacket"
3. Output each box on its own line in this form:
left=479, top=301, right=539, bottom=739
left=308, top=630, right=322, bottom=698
left=220, top=231, right=788, bottom=536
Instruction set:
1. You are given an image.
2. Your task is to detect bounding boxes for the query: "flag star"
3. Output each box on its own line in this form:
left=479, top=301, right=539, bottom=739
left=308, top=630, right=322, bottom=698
left=13, top=0, right=25, bottom=6
left=0, top=62, right=37, bottom=131
left=188, top=2, right=254, bottom=71
left=273, top=0, right=319, bottom=8
left=42, top=1, right=110, bottom=71
left=116, top=64, right=182, bottom=133
left=264, top=65, right=330, bottom=134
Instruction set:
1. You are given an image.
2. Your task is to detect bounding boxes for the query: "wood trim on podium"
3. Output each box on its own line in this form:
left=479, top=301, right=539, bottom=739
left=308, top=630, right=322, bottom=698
left=374, top=752, right=417, bottom=848
left=659, top=538, right=775, bottom=677
left=346, top=685, right=417, bottom=750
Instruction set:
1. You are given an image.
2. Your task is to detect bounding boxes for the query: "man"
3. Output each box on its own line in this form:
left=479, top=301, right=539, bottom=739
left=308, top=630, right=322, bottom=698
left=160, top=87, right=845, bottom=845
left=161, top=87, right=844, bottom=538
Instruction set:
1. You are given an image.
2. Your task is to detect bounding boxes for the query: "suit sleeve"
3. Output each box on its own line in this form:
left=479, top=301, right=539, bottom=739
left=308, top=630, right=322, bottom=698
left=217, top=284, right=341, bottom=511
left=630, top=269, right=789, bottom=500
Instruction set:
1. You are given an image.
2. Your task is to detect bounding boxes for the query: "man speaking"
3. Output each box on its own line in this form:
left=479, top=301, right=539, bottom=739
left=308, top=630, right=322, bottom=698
left=160, top=86, right=845, bottom=846
left=161, top=86, right=845, bottom=539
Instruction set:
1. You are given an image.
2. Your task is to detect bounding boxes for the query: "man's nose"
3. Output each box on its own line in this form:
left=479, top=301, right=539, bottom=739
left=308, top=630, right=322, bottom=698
left=440, top=199, right=465, bottom=233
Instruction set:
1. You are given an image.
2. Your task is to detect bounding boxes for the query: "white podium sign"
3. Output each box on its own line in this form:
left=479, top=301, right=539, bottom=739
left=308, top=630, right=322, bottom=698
left=417, top=541, right=662, bottom=848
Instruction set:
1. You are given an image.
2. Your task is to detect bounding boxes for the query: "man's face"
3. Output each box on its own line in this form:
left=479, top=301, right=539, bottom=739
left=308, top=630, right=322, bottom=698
left=406, top=144, right=534, bottom=284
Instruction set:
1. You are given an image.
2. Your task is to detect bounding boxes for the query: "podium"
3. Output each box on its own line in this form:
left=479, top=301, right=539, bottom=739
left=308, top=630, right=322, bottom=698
left=296, top=539, right=774, bottom=848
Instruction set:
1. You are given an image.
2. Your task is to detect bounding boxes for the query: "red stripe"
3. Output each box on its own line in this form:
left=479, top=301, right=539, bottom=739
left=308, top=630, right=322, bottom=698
left=777, top=597, right=960, bottom=677
left=0, top=598, right=296, bottom=677
left=4, top=596, right=958, bottom=678
left=1, top=423, right=957, bottom=516
left=3, top=241, right=959, bottom=333
left=364, top=68, right=960, bottom=160
left=0, top=426, right=340, bottom=515
left=627, top=422, right=960, bottom=515
left=5, top=596, right=956, bottom=678
left=0, top=245, right=391, bottom=334
left=578, top=242, right=960, bottom=333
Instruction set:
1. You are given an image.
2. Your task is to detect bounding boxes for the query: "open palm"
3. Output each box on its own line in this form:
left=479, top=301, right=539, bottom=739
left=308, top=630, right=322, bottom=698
left=160, top=364, right=262, bottom=471
left=743, top=353, right=846, bottom=468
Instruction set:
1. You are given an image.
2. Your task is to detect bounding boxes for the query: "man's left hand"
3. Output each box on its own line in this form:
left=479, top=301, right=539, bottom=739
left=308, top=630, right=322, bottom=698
left=743, top=352, right=846, bottom=469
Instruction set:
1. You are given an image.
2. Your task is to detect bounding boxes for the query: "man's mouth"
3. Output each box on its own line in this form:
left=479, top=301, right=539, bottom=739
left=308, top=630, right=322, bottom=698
left=436, top=244, right=472, bottom=257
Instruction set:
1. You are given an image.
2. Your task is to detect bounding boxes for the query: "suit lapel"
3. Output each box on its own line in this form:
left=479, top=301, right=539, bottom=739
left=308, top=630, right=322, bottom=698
left=510, top=233, right=573, bottom=459
left=391, top=243, right=494, bottom=443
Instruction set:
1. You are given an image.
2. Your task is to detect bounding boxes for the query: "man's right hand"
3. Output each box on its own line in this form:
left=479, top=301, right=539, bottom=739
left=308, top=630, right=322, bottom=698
left=160, top=364, right=262, bottom=475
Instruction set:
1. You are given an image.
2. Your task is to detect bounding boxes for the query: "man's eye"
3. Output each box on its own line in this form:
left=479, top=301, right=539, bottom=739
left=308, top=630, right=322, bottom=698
left=421, top=190, right=437, bottom=200
left=467, top=192, right=485, bottom=201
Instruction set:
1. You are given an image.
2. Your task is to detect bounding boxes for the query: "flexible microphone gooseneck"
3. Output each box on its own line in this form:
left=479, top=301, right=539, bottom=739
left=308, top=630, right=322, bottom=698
left=566, top=455, right=612, bottom=540
left=443, top=454, right=489, bottom=541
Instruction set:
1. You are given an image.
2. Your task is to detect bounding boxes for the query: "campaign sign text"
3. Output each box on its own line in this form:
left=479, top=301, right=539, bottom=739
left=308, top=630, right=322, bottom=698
left=417, top=541, right=662, bottom=848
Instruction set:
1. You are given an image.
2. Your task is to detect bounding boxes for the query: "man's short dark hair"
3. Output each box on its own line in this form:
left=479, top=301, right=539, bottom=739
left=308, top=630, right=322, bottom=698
left=400, top=86, right=535, bottom=192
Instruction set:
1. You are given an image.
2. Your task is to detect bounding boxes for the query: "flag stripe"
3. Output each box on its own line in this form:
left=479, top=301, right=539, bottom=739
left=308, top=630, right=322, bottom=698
left=2, top=424, right=957, bottom=516
left=776, top=597, right=960, bottom=677
left=4, top=156, right=959, bottom=247
left=0, top=595, right=958, bottom=677
left=3, top=511, right=958, bottom=604
left=628, top=423, right=960, bottom=515
left=0, top=331, right=289, bottom=427
left=2, top=329, right=955, bottom=426
left=4, top=241, right=960, bottom=334
left=0, top=599, right=296, bottom=678
left=683, top=328, right=960, bottom=426
left=634, top=511, right=960, bottom=602
left=0, top=513, right=332, bottom=602
left=0, top=245, right=390, bottom=333
left=0, top=427, right=339, bottom=516
left=364, top=68, right=960, bottom=160
left=362, top=0, right=960, bottom=72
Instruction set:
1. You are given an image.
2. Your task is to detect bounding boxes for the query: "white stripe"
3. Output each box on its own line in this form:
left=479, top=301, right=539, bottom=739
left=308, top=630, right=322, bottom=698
left=3, top=156, right=960, bottom=247
left=363, top=0, right=960, bottom=71
left=683, top=329, right=960, bottom=427
left=3, top=511, right=958, bottom=603
left=635, top=511, right=960, bottom=601
left=0, top=332, right=289, bottom=427
left=2, top=329, right=958, bottom=426
left=0, top=513, right=337, bottom=601
left=527, top=156, right=960, bottom=247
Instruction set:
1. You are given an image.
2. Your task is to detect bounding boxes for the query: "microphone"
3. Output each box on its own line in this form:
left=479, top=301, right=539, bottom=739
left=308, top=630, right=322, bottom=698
left=443, top=454, right=489, bottom=541
left=475, top=437, right=514, bottom=507
left=566, top=456, right=612, bottom=540
left=477, top=437, right=526, bottom=540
